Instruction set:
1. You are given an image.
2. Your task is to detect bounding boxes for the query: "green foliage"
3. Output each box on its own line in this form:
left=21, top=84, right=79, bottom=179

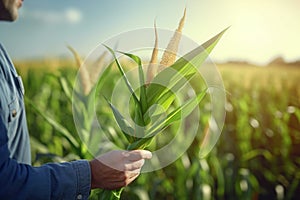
left=20, top=62, right=300, bottom=199
left=19, top=40, right=300, bottom=200
left=94, top=28, right=226, bottom=198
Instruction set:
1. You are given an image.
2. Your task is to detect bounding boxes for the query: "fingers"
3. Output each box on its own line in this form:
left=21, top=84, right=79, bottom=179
left=123, top=150, right=152, bottom=171
left=126, top=171, right=140, bottom=185
left=123, top=169, right=140, bottom=186
left=126, top=168, right=141, bottom=180
left=95, top=150, right=151, bottom=171
left=90, top=150, right=152, bottom=190
left=124, top=159, right=145, bottom=171
left=125, top=150, right=152, bottom=161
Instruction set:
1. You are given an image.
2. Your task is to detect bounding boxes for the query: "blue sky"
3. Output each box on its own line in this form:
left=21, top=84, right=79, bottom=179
left=1, top=0, right=300, bottom=65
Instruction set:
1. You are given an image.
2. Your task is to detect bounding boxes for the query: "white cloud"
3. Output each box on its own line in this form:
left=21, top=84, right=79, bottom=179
left=65, top=8, right=82, bottom=24
left=22, top=8, right=82, bottom=24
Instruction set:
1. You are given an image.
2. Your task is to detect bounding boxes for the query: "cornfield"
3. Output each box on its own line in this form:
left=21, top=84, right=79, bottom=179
left=14, top=9, right=300, bottom=200
left=17, top=59, right=300, bottom=199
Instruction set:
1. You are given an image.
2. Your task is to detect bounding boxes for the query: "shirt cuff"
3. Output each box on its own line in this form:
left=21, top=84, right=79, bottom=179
left=71, top=160, right=91, bottom=200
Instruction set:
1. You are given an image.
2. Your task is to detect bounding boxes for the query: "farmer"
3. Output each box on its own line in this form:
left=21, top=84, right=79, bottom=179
left=0, top=0, right=152, bottom=199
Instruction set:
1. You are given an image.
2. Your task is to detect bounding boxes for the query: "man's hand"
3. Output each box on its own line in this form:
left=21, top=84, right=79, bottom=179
left=89, top=150, right=152, bottom=190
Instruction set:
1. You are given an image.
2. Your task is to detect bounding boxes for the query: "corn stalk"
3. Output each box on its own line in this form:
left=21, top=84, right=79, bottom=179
left=99, top=25, right=227, bottom=198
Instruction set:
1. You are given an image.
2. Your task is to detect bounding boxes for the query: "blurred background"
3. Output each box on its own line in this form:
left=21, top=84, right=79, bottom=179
left=1, top=0, right=299, bottom=199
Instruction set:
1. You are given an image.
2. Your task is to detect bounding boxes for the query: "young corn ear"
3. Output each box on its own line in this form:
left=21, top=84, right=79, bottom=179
left=158, top=8, right=186, bottom=71
left=146, top=21, right=158, bottom=84
left=67, top=45, right=92, bottom=95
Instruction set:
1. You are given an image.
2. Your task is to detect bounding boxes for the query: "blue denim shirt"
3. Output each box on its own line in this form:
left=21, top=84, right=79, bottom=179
left=0, top=43, right=91, bottom=199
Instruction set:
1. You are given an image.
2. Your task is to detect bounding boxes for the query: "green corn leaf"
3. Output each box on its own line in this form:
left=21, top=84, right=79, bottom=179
left=118, top=51, right=148, bottom=115
left=95, top=61, right=113, bottom=94
left=134, top=104, right=145, bottom=128
left=104, top=45, right=140, bottom=106
left=99, top=188, right=124, bottom=200
left=127, top=137, right=154, bottom=150
left=58, top=77, right=73, bottom=103
left=30, top=136, right=51, bottom=154
left=117, top=52, right=147, bottom=127
left=143, top=72, right=194, bottom=123
left=25, top=97, right=80, bottom=150
left=146, top=28, right=228, bottom=108
left=148, top=89, right=207, bottom=135
left=72, top=90, right=95, bottom=139
left=105, top=98, right=136, bottom=143
left=241, top=149, right=273, bottom=162
left=248, top=172, right=260, bottom=192
left=155, top=72, right=195, bottom=107
left=128, top=89, right=207, bottom=150
left=209, top=156, right=225, bottom=197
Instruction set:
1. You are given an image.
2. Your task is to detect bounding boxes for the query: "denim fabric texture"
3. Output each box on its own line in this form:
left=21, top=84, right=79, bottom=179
left=0, top=43, right=91, bottom=199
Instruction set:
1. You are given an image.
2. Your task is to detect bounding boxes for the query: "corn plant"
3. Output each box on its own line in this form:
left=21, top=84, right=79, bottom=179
left=25, top=47, right=109, bottom=162
left=94, top=24, right=227, bottom=200
left=22, top=51, right=300, bottom=199
left=25, top=9, right=227, bottom=199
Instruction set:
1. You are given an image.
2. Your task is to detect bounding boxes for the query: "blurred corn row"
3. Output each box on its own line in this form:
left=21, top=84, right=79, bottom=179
left=20, top=8, right=300, bottom=200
